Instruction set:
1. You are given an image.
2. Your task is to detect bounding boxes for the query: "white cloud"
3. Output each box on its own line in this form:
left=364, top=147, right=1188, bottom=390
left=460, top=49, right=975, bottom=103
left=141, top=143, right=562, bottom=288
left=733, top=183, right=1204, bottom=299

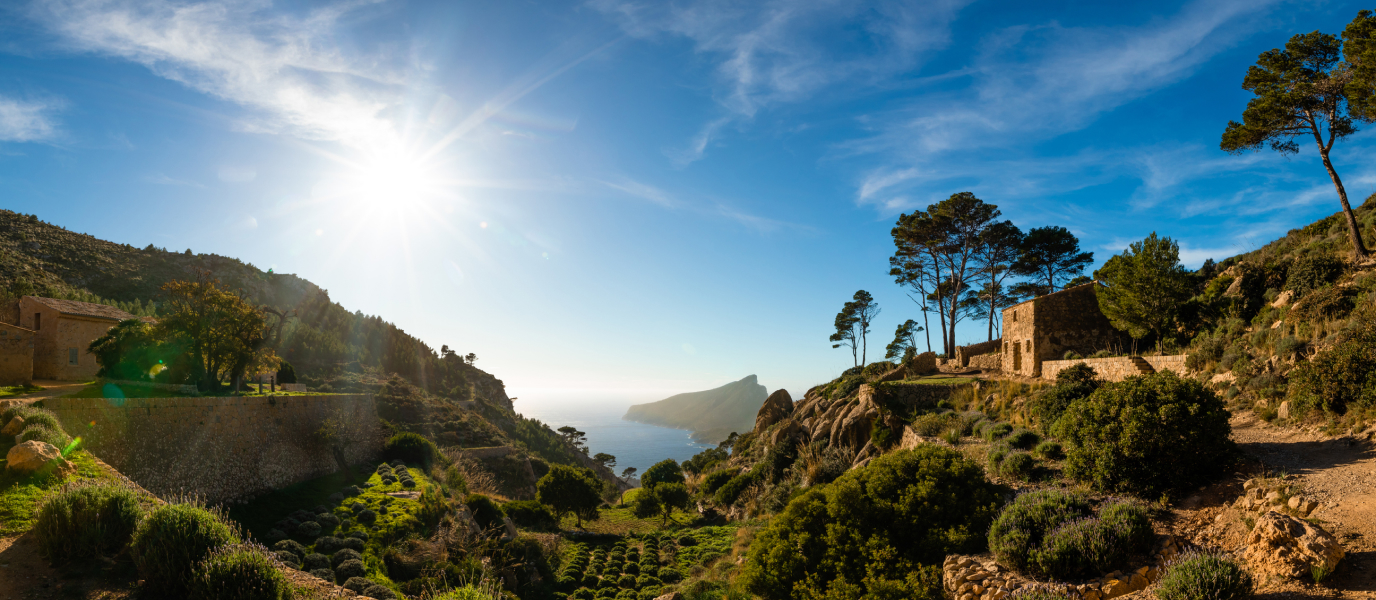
left=30, top=0, right=404, bottom=148
left=852, top=0, right=1278, bottom=210
left=218, top=165, right=257, bottom=183
left=0, top=95, right=61, bottom=142
left=595, top=0, right=971, bottom=162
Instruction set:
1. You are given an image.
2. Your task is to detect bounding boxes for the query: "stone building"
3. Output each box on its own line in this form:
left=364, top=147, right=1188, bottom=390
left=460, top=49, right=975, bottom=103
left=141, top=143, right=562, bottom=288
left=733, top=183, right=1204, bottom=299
left=1000, top=282, right=1124, bottom=378
left=18, top=296, right=140, bottom=381
left=0, top=322, right=35, bottom=385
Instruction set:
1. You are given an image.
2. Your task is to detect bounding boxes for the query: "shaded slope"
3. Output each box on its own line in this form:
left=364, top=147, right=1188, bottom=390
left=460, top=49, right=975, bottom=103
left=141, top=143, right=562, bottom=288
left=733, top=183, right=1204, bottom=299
left=623, top=375, right=767, bottom=444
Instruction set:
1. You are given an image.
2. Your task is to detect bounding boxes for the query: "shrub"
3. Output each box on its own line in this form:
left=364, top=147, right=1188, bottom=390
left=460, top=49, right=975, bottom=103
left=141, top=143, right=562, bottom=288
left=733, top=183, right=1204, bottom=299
left=357, top=509, right=377, bottom=524
left=130, top=502, right=241, bottom=598
left=274, top=551, right=301, bottom=569
left=295, top=521, right=321, bottom=539
left=1053, top=371, right=1236, bottom=494
left=272, top=539, right=306, bottom=558
left=658, top=568, right=682, bottom=583
left=912, top=413, right=952, bottom=437
left=1063, top=351, right=1083, bottom=360
left=363, top=585, right=397, bottom=600
left=741, top=445, right=1002, bottom=600
left=571, top=589, right=596, bottom=600
left=310, top=568, right=335, bottom=582
left=18, top=424, right=71, bottom=449
left=335, top=558, right=367, bottom=580
left=1155, top=551, right=1253, bottom=600
left=383, top=432, right=439, bottom=468
left=1031, top=364, right=1101, bottom=432
left=1285, top=254, right=1344, bottom=296
left=331, top=548, right=362, bottom=567
left=714, top=470, right=757, bottom=506
left=504, top=500, right=558, bottom=531
left=1034, top=441, right=1063, bottom=460
left=701, top=470, right=735, bottom=495
left=982, top=422, right=1013, bottom=442
left=989, top=492, right=1151, bottom=579
left=303, top=553, right=330, bottom=570
left=343, top=577, right=372, bottom=594
left=987, top=445, right=1009, bottom=467
left=6, top=408, right=63, bottom=435
left=1007, top=585, right=1076, bottom=600
left=1005, top=428, right=1040, bottom=450
left=191, top=543, right=293, bottom=600
left=34, top=481, right=143, bottom=563
left=341, top=537, right=365, bottom=552
left=998, top=452, right=1035, bottom=481
left=1288, top=314, right=1376, bottom=415
left=465, top=494, right=507, bottom=531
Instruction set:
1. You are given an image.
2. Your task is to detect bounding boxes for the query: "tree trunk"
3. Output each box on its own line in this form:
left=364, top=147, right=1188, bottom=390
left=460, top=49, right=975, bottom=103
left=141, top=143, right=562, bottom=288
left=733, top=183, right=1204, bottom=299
left=1319, top=150, right=1369, bottom=259
left=922, top=308, right=932, bottom=353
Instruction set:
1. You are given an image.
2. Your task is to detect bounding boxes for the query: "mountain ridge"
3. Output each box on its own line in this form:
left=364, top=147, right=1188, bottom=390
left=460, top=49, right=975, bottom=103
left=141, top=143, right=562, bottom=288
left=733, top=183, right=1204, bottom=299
left=623, top=374, right=768, bottom=445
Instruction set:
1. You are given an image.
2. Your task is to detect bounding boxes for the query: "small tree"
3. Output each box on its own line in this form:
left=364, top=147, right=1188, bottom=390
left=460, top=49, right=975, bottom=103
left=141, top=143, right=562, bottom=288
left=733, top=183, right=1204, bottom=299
left=850, top=290, right=879, bottom=366
left=536, top=465, right=603, bottom=528
left=1013, top=226, right=1094, bottom=294
left=556, top=426, right=588, bottom=454
left=641, top=459, right=685, bottom=489
left=592, top=453, right=616, bottom=469
left=636, top=482, right=691, bottom=526
left=1221, top=24, right=1369, bottom=258
left=884, top=319, right=923, bottom=360
left=1095, top=233, right=1192, bottom=351
left=829, top=301, right=860, bottom=367
left=618, top=467, right=638, bottom=503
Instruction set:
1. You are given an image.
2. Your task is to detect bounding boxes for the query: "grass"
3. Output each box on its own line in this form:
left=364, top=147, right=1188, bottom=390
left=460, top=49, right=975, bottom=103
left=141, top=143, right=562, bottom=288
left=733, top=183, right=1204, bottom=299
left=560, top=506, right=670, bottom=535
left=0, top=384, right=43, bottom=398
left=0, top=450, right=112, bottom=536
left=906, top=376, right=978, bottom=385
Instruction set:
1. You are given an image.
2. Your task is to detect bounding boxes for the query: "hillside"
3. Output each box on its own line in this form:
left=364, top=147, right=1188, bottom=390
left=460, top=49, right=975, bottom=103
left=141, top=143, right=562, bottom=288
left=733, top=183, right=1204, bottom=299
left=0, top=209, right=500, bottom=403
left=623, top=374, right=767, bottom=444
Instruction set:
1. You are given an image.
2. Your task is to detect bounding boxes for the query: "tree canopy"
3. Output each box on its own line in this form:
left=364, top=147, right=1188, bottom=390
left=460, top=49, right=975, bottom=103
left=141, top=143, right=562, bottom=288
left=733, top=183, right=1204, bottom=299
left=1095, top=233, right=1192, bottom=349
left=1012, top=226, right=1094, bottom=293
left=536, top=465, right=603, bottom=528
left=1221, top=22, right=1370, bottom=258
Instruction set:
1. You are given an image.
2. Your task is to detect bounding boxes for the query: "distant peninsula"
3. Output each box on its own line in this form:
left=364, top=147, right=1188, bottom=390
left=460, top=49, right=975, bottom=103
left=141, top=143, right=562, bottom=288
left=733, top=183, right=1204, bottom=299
left=623, top=375, right=768, bottom=445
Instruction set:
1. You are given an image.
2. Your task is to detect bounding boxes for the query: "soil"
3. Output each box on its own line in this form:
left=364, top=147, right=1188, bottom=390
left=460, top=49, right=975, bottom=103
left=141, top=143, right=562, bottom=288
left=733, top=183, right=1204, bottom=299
left=1162, top=411, right=1376, bottom=599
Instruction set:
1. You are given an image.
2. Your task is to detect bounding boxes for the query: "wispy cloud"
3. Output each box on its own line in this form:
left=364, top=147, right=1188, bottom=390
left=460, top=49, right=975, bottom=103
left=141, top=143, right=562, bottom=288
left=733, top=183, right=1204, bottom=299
left=30, top=0, right=404, bottom=148
left=0, top=94, right=62, bottom=142
left=595, top=0, right=972, bottom=162
left=144, top=173, right=204, bottom=187
left=851, top=0, right=1279, bottom=211
left=601, top=178, right=810, bottom=232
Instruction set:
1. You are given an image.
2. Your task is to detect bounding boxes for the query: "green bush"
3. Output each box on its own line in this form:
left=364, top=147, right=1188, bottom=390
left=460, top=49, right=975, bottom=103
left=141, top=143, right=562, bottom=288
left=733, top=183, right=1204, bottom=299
left=714, top=470, right=758, bottom=506
left=1034, top=441, right=1063, bottom=460
left=1155, top=551, right=1253, bottom=600
left=1285, top=254, right=1344, bottom=296
left=982, top=422, right=1013, bottom=442
left=998, top=452, right=1035, bottom=481
left=989, top=491, right=1151, bottom=579
left=335, top=558, right=366, bottom=580
left=34, top=481, right=143, bottom=564
left=3, top=408, right=63, bottom=435
left=741, top=445, right=1002, bottom=600
left=465, top=494, right=507, bottom=531
left=1005, top=428, right=1040, bottom=450
left=912, top=413, right=953, bottom=437
left=1007, top=585, right=1076, bottom=600
left=191, top=543, right=294, bottom=600
left=1031, top=364, right=1101, bottom=432
left=1053, top=371, right=1236, bottom=494
left=503, top=500, right=558, bottom=530
left=701, top=470, right=735, bottom=495
left=383, top=432, right=439, bottom=468
left=18, top=424, right=71, bottom=449
left=1288, top=313, right=1376, bottom=415
left=131, top=502, right=241, bottom=598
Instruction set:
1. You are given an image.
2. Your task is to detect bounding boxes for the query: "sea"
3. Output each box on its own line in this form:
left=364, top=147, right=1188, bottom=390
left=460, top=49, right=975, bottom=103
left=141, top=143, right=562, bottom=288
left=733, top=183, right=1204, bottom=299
left=507, top=388, right=714, bottom=477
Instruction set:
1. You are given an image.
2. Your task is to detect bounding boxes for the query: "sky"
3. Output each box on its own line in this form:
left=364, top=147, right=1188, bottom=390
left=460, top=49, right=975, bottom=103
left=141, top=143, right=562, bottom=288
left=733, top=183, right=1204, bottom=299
left=2, top=0, right=1375, bottom=404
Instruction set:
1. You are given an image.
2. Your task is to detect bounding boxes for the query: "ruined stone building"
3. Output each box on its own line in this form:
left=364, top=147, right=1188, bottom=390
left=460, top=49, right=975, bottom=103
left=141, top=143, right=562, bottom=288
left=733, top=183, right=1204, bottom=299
left=2, top=296, right=143, bottom=382
left=1000, top=282, right=1124, bottom=378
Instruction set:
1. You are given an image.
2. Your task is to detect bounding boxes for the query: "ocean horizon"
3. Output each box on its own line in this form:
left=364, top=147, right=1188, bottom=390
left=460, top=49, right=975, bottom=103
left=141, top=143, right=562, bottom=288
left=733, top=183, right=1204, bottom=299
left=507, top=388, right=715, bottom=477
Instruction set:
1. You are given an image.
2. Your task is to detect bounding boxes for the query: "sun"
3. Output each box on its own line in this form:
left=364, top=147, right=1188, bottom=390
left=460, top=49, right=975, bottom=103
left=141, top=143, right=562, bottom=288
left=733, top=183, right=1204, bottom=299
left=354, top=151, right=435, bottom=203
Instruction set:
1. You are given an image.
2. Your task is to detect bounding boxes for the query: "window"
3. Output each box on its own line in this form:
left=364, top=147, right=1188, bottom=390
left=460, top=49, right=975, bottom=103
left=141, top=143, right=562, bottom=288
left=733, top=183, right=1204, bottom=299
left=1012, top=310, right=1017, bottom=322
left=68, top=348, right=78, bottom=366
left=33, top=313, right=41, bottom=330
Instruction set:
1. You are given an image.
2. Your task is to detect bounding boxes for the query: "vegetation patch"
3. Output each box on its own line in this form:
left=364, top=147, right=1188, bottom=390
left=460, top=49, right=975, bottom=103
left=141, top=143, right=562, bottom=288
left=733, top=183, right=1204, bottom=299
left=989, top=490, right=1152, bottom=579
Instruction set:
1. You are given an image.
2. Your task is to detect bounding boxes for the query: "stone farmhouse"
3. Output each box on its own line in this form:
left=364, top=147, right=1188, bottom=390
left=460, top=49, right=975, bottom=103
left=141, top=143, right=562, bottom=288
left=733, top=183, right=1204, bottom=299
left=0, top=296, right=145, bottom=385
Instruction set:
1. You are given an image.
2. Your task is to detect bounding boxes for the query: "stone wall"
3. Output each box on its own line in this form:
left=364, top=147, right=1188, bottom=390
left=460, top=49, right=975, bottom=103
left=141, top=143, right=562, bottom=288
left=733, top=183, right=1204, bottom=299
left=955, top=339, right=1002, bottom=367
left=1040, top=355, right=1190, bottom=382
left=870, top=380, right=968, bottom=411
left=42, top=394, right=384, bottom=504
left=0, top=323, right=34, bottom=385
left=1001, top=283, right=1126, bottom=378
left=967, top=353, right=1002, bottom=371
left=103, top=379, right=200, bottom=396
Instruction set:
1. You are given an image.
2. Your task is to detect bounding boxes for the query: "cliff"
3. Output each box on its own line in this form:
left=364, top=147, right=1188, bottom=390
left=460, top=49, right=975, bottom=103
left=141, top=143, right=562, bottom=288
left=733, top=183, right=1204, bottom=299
left=623, top=374, right=768, bottom=444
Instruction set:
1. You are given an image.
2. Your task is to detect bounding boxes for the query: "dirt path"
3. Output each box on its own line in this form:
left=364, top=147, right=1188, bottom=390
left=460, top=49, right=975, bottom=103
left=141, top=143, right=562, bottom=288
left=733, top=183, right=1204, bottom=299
left=1166, top=411, right=1376, bottom=599
left=4, top=381, right=88, bottom=404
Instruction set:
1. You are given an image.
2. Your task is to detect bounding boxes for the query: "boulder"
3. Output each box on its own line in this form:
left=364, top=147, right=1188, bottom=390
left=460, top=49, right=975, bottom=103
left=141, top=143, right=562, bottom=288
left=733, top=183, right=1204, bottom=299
left=769, top=419, right=806, bottom=447
left=1272, top=289, right=1294, bottom=308
left=6, top=440, right=74, bottom=476
left=754, top=389, right=794, bottom=432
left=831, top=412, right=874, bottom=451
left=1278, top=401, right=1291, bottom=420
left=1, top=415, right=24, bottom=436
left=1242, top=511, right=1344, bottom=581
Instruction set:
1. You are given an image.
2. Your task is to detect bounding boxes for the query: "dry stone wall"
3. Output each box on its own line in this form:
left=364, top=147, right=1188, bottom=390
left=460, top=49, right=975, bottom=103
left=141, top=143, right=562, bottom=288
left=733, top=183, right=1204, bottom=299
left=1041, top=355, right=1190, bottom=382
left=967, top=353, right=1002, bottom=371
left=42, top=394, right=384, bottom=504
left=955, top=339, right=1002, bottom=367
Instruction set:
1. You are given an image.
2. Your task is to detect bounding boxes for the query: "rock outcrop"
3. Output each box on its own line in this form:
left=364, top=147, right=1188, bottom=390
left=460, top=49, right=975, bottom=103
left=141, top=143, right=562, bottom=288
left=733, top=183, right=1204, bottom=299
left=1, top=415, right=24, bottom=436
left=755, top=389, right=794, bottom=432
left=6, top=440, right=74, bottom=476
left=1242, top=511, right=1344, bottom=581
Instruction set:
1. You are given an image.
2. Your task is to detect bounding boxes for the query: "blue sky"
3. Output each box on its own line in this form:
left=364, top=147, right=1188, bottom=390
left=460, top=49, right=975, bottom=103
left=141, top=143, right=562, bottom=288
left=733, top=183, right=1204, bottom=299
left=2, top=0, right=1374, bottom=403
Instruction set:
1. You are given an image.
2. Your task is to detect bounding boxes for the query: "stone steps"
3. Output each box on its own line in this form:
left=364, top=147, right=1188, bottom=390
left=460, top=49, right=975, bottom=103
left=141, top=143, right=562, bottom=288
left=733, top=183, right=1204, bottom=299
left=1128, top=357, right=1156, bottom=375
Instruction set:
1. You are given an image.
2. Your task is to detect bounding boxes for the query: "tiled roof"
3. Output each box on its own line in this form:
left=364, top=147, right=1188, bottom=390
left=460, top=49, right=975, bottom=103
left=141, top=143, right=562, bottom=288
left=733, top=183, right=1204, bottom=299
left=26, top=296, right=137, bottom=322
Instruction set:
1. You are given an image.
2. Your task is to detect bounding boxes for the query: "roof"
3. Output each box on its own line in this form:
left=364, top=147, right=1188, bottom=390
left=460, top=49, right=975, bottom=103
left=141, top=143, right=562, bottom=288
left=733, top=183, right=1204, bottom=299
left=24, top=296, right=138, bottom=322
